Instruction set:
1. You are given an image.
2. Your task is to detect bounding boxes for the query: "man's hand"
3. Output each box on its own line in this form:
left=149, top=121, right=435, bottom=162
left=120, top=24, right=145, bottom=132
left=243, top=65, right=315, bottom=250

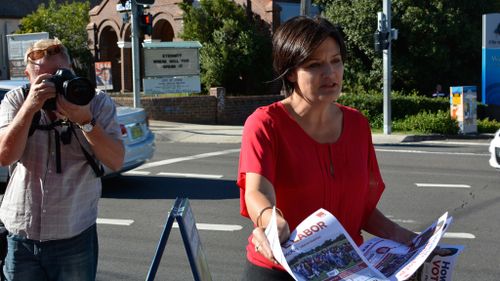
left=25, top=74, right=56, bottom=112
left=55, top=95, right=92, bottom=125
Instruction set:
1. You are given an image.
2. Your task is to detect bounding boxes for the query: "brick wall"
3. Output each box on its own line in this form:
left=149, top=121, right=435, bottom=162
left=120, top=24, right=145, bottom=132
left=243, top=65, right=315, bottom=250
left=111, top=93, right=283, bottom=125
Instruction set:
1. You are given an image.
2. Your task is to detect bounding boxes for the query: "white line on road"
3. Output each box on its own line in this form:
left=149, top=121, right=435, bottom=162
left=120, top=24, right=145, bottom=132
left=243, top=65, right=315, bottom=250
left=136, top=148, right=241, bottom=170
left=420, top=141, right=489, bottom=147
left=415, top=183, right=471, bottom=189
left=97, top=218, right=134, bottom=226
left=391, top=219, right=417, bottom=224
left=376, top=148, right=488, bottom=157
left=415, top=231, right=475, bottom=239
left=442, top=232, right=476, bottom=239
left=157, top=172, right=223, bottom=179
left=122, top=170, right=151, bottom=176
left=173, top=222, right=242, bottom=231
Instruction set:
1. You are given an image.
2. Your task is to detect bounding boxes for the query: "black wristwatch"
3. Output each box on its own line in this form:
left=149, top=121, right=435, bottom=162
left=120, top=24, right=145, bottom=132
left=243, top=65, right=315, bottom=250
left=79, top=118, right=96, bottom=133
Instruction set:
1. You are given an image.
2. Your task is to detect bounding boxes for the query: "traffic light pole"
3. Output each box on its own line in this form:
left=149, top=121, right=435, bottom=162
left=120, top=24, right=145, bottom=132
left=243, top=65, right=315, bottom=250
left=130, top=0, right=141, bottom=108
left=300, top=0, right=311, bottom=16
left=382, top=0, right=391, bottom=135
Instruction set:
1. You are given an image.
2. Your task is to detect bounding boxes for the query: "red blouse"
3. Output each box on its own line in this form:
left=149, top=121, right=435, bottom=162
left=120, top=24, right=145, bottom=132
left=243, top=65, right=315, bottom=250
left=237, top=101, right=385, bottom=270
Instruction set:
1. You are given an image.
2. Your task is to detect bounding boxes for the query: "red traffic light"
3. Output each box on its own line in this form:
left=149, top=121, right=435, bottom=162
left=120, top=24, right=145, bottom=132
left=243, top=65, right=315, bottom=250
left=142, top=14, right=152, bottom=25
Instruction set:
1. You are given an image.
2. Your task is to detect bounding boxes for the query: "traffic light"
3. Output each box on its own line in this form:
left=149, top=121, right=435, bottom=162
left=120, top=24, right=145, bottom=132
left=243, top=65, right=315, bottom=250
left=374, top=30, right=390, bottom=53
left=140, top=13, right=153, bottom=36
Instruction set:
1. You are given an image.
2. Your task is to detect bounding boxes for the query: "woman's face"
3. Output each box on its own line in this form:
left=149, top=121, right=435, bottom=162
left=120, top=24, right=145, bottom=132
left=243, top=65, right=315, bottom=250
left=288, top=37, right=344, bottom=103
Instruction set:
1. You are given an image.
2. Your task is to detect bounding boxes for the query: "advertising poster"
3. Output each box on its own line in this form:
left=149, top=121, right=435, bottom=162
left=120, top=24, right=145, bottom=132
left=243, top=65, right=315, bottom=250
left=95, top=61, right=113, bottom=90
left=450, top=86, right=477, bottom=134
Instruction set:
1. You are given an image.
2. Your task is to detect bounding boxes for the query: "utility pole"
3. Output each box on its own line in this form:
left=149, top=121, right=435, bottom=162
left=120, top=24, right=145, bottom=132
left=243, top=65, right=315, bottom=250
left=376, top=0, right=398, bottom=134
left=130, top=0, right=141, bottom=108
left=300, top=0, right=311, bottom=16
left=382, top=0, right=391, bottom=134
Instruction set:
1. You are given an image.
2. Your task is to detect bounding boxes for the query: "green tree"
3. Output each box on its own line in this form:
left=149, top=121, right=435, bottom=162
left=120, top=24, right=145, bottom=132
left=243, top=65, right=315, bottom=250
left=179, top=0, right=273, bottom=94
left=17, top=0, right=92, bottom=77
left=317, top=0, right=497, bottom=95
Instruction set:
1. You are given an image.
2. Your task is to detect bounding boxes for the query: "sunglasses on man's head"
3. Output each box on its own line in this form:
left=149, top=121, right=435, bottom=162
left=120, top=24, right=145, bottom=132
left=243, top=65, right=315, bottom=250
left=27, top=45, right=63, bottom=61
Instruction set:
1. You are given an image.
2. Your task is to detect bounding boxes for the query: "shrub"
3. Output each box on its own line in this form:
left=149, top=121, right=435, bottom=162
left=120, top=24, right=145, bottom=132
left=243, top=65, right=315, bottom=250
left=478, top=118, right=500, bottom=134
left=338, top=90, right=449, bottom=127
left=392, top=110, right=459, bottom=135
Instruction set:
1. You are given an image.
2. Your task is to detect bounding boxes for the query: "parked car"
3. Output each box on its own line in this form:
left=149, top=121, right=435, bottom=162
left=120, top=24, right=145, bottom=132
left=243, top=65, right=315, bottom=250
left=0, top=79, right=155, bottom=182
left=489, top=129, right=500, bottom=169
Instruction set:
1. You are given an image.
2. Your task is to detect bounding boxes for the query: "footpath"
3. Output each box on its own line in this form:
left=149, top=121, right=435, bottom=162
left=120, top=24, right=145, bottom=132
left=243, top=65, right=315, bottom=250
left=149, top=120, right=494, bottom=145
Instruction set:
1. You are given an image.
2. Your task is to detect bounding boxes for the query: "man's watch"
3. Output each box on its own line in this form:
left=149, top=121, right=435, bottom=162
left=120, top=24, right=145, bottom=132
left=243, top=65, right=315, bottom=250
left=79, top=118, right=96, bottom=133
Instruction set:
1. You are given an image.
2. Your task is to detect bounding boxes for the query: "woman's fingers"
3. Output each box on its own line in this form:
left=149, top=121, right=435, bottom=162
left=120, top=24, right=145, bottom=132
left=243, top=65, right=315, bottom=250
left=252, top=227, right=279, bottom=264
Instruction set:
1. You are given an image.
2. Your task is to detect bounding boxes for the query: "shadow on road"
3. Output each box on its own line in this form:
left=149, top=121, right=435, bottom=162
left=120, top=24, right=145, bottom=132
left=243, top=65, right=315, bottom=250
left=101, top=175, right=239, bottom=200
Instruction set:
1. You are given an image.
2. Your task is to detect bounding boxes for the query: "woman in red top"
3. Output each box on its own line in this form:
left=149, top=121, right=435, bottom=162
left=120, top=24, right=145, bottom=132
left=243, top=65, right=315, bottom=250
left=237, top=16, right=417, bottom=280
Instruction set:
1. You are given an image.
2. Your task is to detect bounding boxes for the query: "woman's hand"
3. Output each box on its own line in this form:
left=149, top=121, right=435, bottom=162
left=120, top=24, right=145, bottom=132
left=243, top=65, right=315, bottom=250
left=251, top=215, right=290, bottom=264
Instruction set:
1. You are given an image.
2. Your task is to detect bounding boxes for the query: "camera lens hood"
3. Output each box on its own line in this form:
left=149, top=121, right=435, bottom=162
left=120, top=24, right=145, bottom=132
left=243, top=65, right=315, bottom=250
left=63, top=78, right=95, bottom=105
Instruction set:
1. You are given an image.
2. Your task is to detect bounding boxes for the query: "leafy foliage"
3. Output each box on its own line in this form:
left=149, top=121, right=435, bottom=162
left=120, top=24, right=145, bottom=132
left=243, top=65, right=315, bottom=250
left=179, top=0, right=273, bottom=94
left=17, top=0, right=92, bottom=77
left=478, top=118, right=500, bottom=134
left=392, top=110, right=459, bottom=135
left=317, top=0, right=497, bottom=95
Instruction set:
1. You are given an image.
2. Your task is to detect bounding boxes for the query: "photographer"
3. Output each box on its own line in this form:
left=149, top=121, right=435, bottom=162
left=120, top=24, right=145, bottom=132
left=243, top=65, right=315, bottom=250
left=0, top=38, right=124, bottom=281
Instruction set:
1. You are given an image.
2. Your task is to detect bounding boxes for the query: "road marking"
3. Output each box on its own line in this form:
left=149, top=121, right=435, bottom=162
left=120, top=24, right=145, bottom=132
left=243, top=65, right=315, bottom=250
left=157, top=172, right=223, bottom=179
left=122, top=170, right=151, bottom=176
left=97, top=218, right=134, bottom=226
left=421, top=141, right=489, bottom=147
left=136, top=148, right=241, bottom=169
left=376, top=148, right=488, bottom=157
left=391, top=219, right=417, bottom=224
left=415, top=183, right=471, bottom=189
left=173, top=222, right=242, bottom=231
left=442, top=232, right=476, bottom=239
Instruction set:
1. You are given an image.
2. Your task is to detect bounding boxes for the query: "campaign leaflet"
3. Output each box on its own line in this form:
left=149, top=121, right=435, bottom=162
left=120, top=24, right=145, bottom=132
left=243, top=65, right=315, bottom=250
left=360, top=214, right=453, bottom=280
left=266, top=208, right=388, bottom=281
left=265, top=208, right=459, bottom=281
left=417, top=244, right=464, bottom=281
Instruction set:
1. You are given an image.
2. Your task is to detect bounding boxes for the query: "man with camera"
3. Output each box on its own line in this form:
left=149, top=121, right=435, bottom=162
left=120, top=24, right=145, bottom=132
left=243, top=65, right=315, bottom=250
left=0, top=38, right=124, bottom=280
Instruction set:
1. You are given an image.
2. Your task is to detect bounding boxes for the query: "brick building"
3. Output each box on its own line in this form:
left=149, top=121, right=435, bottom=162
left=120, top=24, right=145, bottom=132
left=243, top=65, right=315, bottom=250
left=0, top=0, right=101, bottom=80
left=87, top=0, right=306, bottom=93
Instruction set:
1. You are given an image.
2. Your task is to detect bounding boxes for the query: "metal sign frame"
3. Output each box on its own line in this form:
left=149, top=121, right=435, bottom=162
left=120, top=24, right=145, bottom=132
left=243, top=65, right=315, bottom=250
left=145, top=198, right=212, bottom=281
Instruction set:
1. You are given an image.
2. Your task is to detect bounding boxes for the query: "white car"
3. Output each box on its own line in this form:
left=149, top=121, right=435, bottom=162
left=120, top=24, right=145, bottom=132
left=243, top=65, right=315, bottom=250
left=0, top=79, right=155, bottom=182
left=489, top=129, right=500, bottom=169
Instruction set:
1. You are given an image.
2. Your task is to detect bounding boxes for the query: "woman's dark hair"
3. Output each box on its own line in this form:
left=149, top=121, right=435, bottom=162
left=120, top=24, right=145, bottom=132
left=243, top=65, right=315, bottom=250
left=272, top=16, right=346, bottom=96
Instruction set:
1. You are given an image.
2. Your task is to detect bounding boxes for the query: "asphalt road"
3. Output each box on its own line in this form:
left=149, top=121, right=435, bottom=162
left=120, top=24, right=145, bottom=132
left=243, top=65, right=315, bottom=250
left=1, top=137, right=498, bottom=280
left=95, top=138, right=499, bottom=281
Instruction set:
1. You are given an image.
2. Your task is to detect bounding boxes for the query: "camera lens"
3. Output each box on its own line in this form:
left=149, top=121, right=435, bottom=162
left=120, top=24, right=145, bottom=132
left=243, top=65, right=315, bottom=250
left=63, top=78, right=95, bottom=105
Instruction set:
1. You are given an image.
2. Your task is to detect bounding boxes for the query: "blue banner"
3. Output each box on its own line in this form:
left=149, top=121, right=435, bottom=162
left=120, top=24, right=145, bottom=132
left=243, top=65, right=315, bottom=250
left=482, top=48, right=500, bottom=105
left=482, top=13, right=500, bottom=105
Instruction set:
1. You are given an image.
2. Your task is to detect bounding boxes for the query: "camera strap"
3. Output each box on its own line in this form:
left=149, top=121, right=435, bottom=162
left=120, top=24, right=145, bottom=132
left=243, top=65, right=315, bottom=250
left=20, top=85, right=104, bottom=177
left=69, top=126, right=105, bottom=177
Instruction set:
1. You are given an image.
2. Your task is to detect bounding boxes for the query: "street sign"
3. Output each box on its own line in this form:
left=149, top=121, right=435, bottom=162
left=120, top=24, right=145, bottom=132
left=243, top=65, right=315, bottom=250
left=143, top=47, right=200, bottom=77
left=145, top=198, right=212, bottom=281
left=116, top=0, right=131, bottom=12
left=143, top=76, right=201, bottom=94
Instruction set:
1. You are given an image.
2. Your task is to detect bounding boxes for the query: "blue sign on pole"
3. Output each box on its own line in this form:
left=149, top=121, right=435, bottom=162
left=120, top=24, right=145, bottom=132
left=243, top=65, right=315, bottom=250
left=482, top=14, right=500, bottom=105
